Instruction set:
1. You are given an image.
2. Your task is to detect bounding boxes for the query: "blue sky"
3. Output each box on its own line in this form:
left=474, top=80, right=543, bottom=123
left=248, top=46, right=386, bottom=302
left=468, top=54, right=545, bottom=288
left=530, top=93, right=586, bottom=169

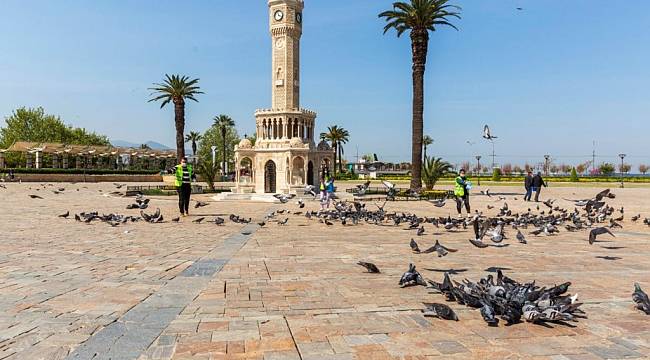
left=1, top=0, right=649, bottom=168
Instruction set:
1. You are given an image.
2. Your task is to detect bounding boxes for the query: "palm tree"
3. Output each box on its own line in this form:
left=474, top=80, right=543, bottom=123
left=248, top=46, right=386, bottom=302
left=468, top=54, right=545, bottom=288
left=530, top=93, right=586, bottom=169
left=422, top=135, right=433, bottom=160
left=379, top=0, right=461, bottom=190
left=148, top=74, right=204, bottom=163
left=421, top=156, right=453, bottom=190
left=320, top=125, right=349, bottom=176
left=213, top=114, right=235, bottom=178
left=185, top=131, right=203, bottom=159
left=335, top=127, right=350, bottom=173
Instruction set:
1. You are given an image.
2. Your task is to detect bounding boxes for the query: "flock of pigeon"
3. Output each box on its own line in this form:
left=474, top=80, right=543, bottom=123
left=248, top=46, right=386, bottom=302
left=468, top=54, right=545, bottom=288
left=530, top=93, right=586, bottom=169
left=30, top=181, right=650, bottom=325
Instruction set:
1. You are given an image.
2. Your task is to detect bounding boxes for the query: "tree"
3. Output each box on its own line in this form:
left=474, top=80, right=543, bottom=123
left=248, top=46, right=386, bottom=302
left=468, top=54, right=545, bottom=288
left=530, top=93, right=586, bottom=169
left=148, top=74, right=203, bottom=163
left=197, top=161, right=218, bottom=191
left=576, top=163, right=587, bottom=175
left=185, top=131, right=203, bottom=158
left=213, top=115, right=236, bottom=178
left=379, top=0, right=461, bottom=190
left=320, top=125, right=350, bottom=175
left=501, top=163, right=512, bottom=175
left=599, top=163, right=615, bottom=176
left=422, top=135, right=433, bottom=160
left=492, top=168, right=502, bottom=181
left=197, top=122, right=240, bottom=172
left=639, top=164, right=649, bottom=175
left=421, top=156, right=452, bottom=190
left=513, top=165, right=523, bottom=175
left=570, top=168, right=579, bottom=182
left=619, top=163, right=631, bottom=174
left=0, top=107, right=109, bottom=147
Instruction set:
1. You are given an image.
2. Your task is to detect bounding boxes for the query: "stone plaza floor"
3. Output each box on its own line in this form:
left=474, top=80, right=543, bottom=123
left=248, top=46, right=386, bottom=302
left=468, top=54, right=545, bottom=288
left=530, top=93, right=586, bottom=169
left=1, top=182, right=650, bottom=359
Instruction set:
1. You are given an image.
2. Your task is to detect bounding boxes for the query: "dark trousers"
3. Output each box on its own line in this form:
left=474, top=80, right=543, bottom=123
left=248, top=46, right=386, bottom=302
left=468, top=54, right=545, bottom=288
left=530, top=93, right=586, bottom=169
left=178, top=183, right=191, bottom=214
left=524, top=187, right=532, bottom=201
left=456, top=195, right=470, bottom=214
left=533, top=187, right=541, bottom=202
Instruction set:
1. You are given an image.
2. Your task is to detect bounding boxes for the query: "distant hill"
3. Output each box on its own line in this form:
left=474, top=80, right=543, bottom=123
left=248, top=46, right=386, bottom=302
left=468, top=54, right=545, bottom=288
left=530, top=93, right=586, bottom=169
left=111, top=140, right=172, bottom=150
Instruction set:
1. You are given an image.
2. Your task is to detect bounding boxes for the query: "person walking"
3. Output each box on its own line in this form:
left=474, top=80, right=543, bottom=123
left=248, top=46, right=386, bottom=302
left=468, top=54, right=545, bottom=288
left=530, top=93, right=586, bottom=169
left=524, top=171, right=534, bottom=201
left=319, top=176, right=329, bottom=210
left=175, top=157, right=195, bottom=216
left=454, top=169, right=471, bottom=217
left=532, top=171, right=547, bottom=202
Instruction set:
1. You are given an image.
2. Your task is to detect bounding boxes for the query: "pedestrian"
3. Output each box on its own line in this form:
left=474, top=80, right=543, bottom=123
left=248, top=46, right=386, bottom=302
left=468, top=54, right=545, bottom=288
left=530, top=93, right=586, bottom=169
left=454, top=169, right=471, bottom=217
left=8, top=169, right=15, bottom=181
left=532, top=171, right=547, bottom=202
left=326, top=174, right=335, bottom=204
left=319, top=176, right=329, bottom=210
left=174, top=157, right=195, bottom=217
left=524, top=171, right=534, bottom=201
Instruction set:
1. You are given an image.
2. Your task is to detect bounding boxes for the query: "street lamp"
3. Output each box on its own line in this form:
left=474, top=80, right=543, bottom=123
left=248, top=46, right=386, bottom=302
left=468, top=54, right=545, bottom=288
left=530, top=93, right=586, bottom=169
left=211, top=145, right=217, bottom=167
left=544, top=155, right=550, bottom=176
left=619, top=153, right=626, bottom=188
left=475, top=155, right=482, bottom=186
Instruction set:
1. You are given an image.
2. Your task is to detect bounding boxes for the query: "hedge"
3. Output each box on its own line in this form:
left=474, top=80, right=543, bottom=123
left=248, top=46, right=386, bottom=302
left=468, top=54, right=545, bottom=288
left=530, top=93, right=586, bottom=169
left=0, top=168, right=160, bottom=175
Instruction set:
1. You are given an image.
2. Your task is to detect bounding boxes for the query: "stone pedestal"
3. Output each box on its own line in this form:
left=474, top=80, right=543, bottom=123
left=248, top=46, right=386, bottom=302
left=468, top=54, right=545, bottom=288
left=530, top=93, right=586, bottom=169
left=26, top=153, right=33, bottom=168
left=62, top=155, right=68, bottom=169
left=0, top=153, right=4, bottom=169
left=52, top=154, right=59, bottom=169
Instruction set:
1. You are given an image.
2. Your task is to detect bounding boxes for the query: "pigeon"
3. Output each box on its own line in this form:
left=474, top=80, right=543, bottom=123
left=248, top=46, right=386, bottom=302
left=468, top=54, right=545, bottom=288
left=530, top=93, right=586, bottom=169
left=416, top=226, right=425, bottom=236
left=481, top=189, right=491, bottom=197
left=192, top=217, right=205, bottom=224
left=297, top=199, right=305, bottom=208
left=58, top=211, right=70, bottom=218
left=483, top=125, right=497, bottom=140
left=410, top=238, right=421, bottom=253
left=273, top=194, right=295, bottom=204
left=304, top=185, right=317, bottom=197
left=633, top=283, right=650, bottom=315
left=75, top=214, right=81, bottom=222
left=213, top=217, right=225, bottom=225
left=430, top=199, right=446, bottom=208
left=422, top=303, right=458, bottom=321
left=480, top=302, right=499, bottom=326
left=589, top=227, right=615, bottom=245
left=257, top=221, right=266, bottom=227
left=422, top=240, right=458, bottom=257
left=382, top=180, right=397, bottom=200
left=516, top=230, right=527, bottom=244
left=171, top=217, right=180, bottom=222
left=357, top=261, right=380, bottom=273
left=195, top=201, right=209, bottom=208
left=278, top=218, right=289, bottom=225
left=29, top=194, right=44, bottom=199
left=399, top=264, right=426, bottom=287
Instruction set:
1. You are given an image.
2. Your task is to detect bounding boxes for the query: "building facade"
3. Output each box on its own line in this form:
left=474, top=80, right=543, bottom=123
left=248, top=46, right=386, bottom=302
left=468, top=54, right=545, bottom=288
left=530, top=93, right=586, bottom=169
left=234, top=0, right=333, bottom=194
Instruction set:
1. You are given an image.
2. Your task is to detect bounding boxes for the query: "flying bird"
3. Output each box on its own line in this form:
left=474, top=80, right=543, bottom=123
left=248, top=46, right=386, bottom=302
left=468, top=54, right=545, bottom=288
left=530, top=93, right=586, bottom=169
left=589, top=227, right=615, bottom=245
left=482, top=125, right=498, bottom=140
left=357, top=261, right=380, bottom=273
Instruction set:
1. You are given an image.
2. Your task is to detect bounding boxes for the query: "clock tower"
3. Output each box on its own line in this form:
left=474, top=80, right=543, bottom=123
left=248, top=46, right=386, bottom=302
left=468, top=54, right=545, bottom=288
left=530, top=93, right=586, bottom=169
left=232, top=0, right=334, bottom=195
left=269, top=0, right=303, bottom=110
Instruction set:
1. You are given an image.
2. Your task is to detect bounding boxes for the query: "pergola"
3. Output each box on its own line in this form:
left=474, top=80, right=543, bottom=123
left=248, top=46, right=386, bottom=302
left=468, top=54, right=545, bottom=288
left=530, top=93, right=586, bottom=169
left=0, top=141, right=177, bottom=170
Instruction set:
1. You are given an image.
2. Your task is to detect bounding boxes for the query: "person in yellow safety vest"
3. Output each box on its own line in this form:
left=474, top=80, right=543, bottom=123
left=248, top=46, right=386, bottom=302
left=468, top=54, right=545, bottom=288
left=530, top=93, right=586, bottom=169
left=175, top=157, right=195, bottom=216
left=454, top=169, right=471, bottom=217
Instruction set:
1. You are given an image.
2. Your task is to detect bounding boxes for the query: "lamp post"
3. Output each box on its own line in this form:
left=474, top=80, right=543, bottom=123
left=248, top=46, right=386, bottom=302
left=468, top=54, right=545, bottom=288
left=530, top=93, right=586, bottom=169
left=211, top=145, right=217, bottom=167
left=475, top=155, right=482, bottom=186
left=544, top=155, right=550, bottom=176
left=619, top=153, right=626, bottom=188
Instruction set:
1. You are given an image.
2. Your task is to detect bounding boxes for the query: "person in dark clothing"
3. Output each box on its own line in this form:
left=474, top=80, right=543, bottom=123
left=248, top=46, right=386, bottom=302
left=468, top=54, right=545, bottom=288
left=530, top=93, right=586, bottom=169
left=532, top=172, right=547, bottom=202
left=524, top=171, right=534, bottom=201
left=174, top=157, right=195, bottom=216
left=454, top=169, right=471, bottom=217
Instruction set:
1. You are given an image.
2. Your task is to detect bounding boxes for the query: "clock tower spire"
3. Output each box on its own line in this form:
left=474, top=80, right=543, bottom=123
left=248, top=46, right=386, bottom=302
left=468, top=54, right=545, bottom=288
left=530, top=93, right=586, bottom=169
left=269, top=0, right=303, bottom=111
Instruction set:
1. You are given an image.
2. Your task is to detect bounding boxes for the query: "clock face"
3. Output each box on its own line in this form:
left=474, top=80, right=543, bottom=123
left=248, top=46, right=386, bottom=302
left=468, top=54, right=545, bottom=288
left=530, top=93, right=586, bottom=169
left=274, top=10, right=284, bottom=21
left=275, top=38, right=285, bottom=49
left=296, top=12, right=302, bottom=23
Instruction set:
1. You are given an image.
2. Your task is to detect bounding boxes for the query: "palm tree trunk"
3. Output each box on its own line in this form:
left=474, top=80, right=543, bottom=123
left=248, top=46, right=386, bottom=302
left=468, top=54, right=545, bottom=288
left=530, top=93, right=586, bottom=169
left=174, top=100, right=186, bottom=163
left=410, top=29, right=428, bottom=190
left=423, top=146, right=427, bottom=162
left=338, top=142, right=343, bottom=173
left=221, top=127, right=227, bottom=179
left=332, top=143, right=338, bottom=177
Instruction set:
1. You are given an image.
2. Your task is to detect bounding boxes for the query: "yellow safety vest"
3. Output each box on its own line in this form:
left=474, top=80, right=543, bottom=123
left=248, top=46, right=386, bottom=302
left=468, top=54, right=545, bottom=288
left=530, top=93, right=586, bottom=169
left=454, top=176, right=465, bottom=197
left=175, top=164, right=193, bottom=187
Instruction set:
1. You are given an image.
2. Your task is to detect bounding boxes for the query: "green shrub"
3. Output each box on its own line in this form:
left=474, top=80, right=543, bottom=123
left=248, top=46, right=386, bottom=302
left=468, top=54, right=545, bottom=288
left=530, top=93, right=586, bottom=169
left=492, top=168, right=502, bottom=181
left=570, top=168, right=579, bottom=182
